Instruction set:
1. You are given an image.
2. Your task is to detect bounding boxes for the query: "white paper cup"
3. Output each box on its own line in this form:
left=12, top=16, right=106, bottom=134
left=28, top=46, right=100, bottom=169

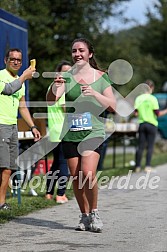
left=25, top=131, right=34, bottom=138
left=18, top=131, right=24, bottom=138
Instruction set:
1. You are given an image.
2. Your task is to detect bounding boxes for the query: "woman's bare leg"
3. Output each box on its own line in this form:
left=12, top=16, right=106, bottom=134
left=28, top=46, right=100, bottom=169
left=67, top=157, right=89, bottom=213
left=81, top=151, right=100, bottom=211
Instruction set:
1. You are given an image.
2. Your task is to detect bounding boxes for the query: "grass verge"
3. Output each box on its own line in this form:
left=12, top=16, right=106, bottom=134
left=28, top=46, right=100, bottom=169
left=0, top=145, right=167, bottom=224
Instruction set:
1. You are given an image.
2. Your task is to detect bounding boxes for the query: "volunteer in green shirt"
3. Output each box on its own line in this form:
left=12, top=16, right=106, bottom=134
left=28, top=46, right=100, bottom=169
left=134, top=79, right=167, bottom=172
left=45, top=60, right=71, bottom=204
left=0, top=48, right=41, bottom=210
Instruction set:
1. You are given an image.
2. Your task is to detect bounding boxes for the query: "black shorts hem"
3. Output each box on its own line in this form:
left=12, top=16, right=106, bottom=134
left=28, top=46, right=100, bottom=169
left=62, top=138, right=103, bottom=159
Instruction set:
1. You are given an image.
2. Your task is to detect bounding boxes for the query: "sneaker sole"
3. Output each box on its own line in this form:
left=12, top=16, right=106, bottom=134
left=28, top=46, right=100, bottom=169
left=56, top=201, right=68, bottom=204
left=75, top=227, right=85, bottom=231
left=91, top=227, right=102, bottom=233
left=0, top=205, right=11, bottom=210
left=0, top=208, right=11, bottom=210
left=75, top=227, right=90, bottom=231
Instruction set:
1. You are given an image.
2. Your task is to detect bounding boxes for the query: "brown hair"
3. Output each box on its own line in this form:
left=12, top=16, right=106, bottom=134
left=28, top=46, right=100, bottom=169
left=5, top=48, right=22, bottom=59
left=56, top=60, right=72, bottom=72
left=145, top=79, right=154, bottom=88
left=71, top=38, right=100, bottom=70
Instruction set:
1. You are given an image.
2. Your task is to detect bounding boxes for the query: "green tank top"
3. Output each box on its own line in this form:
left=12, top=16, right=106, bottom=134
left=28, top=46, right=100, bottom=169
left=61, top=72, right=112, bottom=142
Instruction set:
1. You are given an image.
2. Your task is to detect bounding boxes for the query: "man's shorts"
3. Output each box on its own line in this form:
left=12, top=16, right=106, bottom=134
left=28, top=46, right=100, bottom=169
left=62, top=137, right=104, bottom=159
left=0, top=124, right=18, bottom=170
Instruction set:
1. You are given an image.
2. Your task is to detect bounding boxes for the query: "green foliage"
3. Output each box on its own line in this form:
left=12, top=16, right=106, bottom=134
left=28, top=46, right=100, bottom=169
left=0, top=0, right=130, bottom=101
left=139, top=0, right=167, bottom=90
left=0, top=182, right=74, bottom=224
left=1, top=0, right=167, bottom=98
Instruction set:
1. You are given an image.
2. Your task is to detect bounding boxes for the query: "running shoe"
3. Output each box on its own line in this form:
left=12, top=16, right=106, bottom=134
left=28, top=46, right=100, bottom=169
left=56, top=194, right=68, bottom=204
left=29, top=188, right=38, bottom=196
left=135, top=167, right=141, bottom=173
left=75, top=213, right=90, bottom=231
left=45, top=194, right=53, bottom=200
left=89, top=210, right=103, bottom=233
left=0, top=203, right=11, bottom=210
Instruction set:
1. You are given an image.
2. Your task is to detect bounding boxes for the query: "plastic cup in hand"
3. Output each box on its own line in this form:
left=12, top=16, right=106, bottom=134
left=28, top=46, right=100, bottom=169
left=80, top=85, right=88, bottom=97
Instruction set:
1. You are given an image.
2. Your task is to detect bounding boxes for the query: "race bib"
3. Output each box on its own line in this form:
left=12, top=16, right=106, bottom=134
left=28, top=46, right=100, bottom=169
left=68, top=112, right=92, bottom=131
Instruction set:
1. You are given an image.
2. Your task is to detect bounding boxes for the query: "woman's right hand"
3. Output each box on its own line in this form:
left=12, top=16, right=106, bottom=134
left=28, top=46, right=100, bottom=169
left=54, top=74, right=65, bottom=88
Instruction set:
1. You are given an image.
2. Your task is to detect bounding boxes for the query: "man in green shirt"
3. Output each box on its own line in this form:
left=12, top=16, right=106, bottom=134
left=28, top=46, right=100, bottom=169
left=134, top=79, right=167, bottom=172
left=0, top=48, right=41, bottom=210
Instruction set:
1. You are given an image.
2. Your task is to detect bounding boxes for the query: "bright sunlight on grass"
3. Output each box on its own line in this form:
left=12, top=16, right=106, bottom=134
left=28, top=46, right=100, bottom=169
left=1, top=143, right=167, bottom=224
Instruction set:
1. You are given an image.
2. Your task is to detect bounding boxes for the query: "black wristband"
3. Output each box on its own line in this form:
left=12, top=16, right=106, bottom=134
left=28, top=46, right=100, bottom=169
left=30, top=125, right=38, bottom=131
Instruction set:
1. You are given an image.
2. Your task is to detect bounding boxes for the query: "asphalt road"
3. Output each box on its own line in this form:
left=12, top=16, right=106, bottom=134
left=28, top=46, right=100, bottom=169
left=0, top=163, right=167, bottom=252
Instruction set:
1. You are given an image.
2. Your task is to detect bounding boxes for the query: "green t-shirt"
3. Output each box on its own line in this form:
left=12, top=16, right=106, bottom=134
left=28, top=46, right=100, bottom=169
left=0, top=79, right=5, bottom=93
left=0, top=69, right=25, bottom=124
left=47, top=85, right=65, bottom=142
left=134, top=93, right=159, bottom=126
left=61, top=72, right=112, bottom=142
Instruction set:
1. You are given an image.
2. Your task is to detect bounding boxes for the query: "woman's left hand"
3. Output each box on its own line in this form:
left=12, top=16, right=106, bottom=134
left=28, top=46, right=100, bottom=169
left=81, top=85, right=95, bottom=96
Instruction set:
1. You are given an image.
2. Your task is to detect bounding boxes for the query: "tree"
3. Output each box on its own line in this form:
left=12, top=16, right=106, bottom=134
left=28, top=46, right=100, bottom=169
left=0, top=0, right=130, bottom=102
left=139, top=0, right=167, bottom=90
